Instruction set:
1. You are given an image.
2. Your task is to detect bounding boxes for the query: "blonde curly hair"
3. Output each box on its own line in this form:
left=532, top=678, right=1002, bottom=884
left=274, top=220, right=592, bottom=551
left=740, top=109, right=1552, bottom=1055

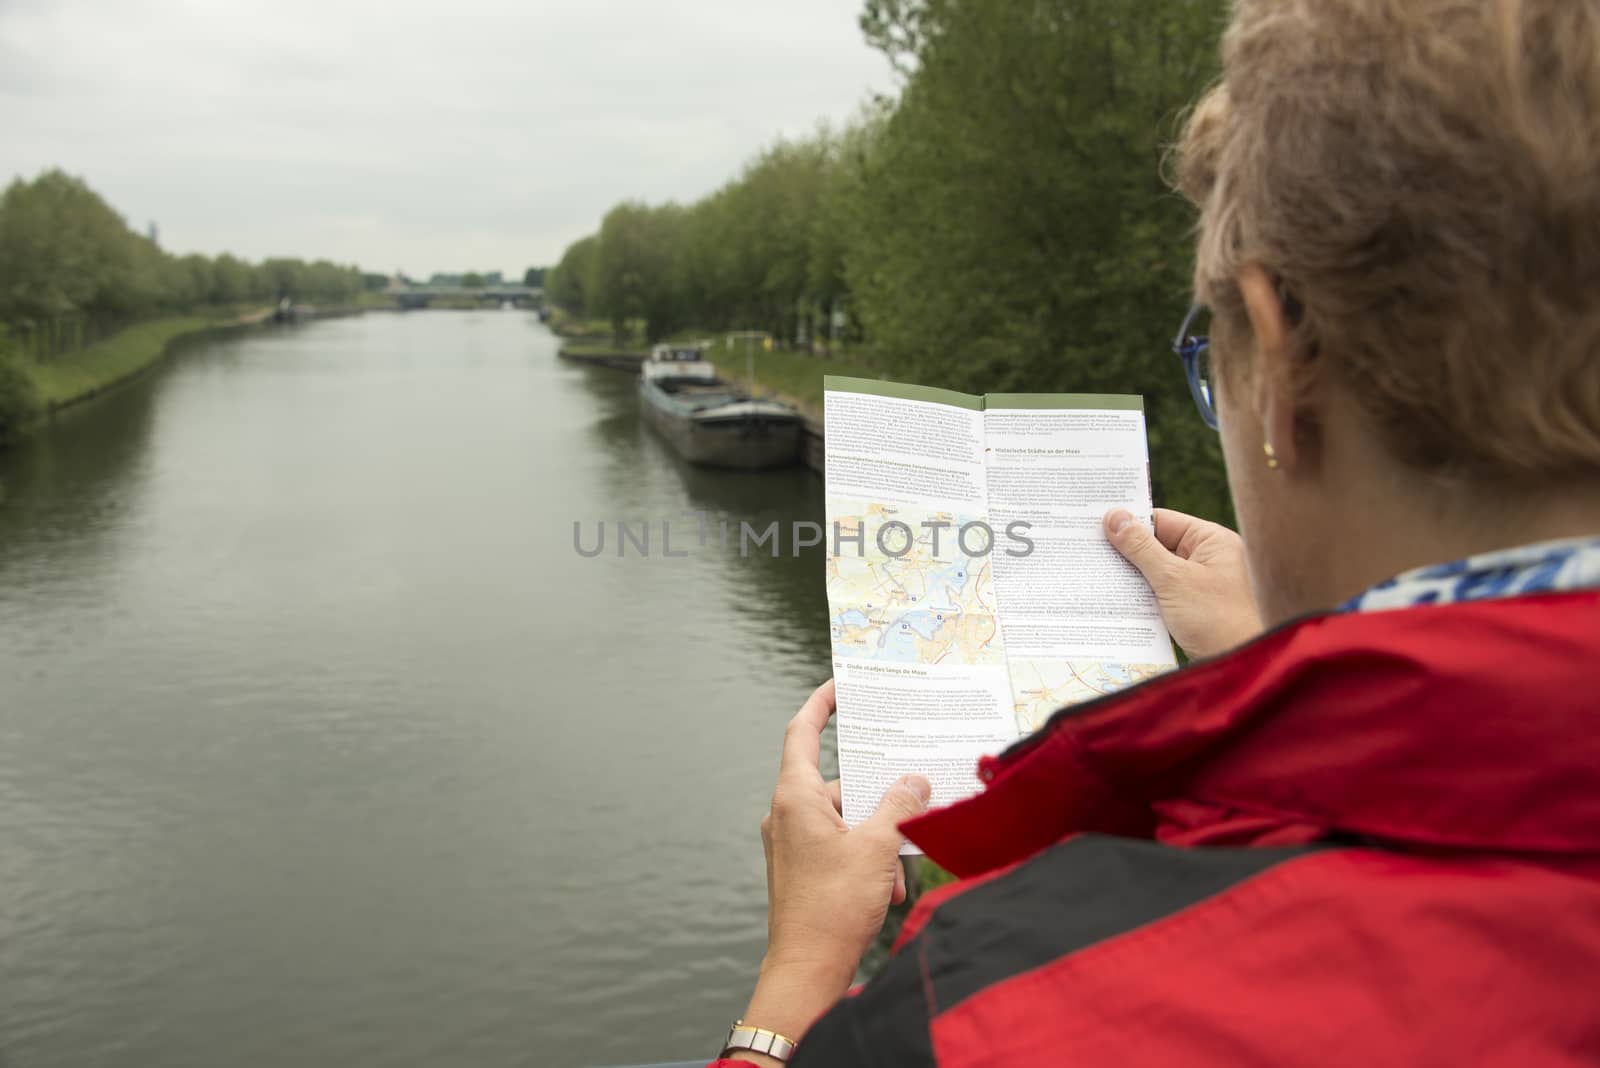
left=1177, top=0, right=1600, bottom=481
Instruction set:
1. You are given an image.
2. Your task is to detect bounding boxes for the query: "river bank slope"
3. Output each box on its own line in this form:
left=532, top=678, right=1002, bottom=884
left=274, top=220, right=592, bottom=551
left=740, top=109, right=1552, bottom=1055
left=27, top=314, right=250, bottom=412
left=0, top=307, right=392, bottom=448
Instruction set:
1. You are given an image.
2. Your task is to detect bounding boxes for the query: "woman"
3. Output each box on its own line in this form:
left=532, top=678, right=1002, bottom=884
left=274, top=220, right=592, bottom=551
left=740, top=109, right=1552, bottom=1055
left=711, top=0, right=1600, bottom=1063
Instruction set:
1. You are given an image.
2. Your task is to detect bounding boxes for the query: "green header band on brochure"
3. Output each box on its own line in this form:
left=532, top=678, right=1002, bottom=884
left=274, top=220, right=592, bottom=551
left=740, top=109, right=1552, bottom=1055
left=823, top=376, right=984, bottom=411
left=985, top=392, right=1144, bottom=412
left=825, top=376, right=1144, bottom=413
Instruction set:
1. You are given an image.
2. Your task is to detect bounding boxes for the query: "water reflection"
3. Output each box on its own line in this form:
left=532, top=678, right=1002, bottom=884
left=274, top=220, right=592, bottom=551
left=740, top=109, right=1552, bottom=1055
left=564, top=361, right=831, bottom=681
left=0, top=313, right=828, bottom=1068
left=0, top=345, right=163, bottom=585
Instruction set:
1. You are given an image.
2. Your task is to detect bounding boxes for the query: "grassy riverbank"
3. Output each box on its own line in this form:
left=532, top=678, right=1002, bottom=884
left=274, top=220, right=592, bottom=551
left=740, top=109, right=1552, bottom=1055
left=558, top=340, right=645, bottom=359
left=0, top=310, right=278, bottom=446
left=700, top=336, right=877, bottom=421
left=546, top=308, right=643, bottom=343
left=28, top=316, right=221, bottom=409
left=541, top=306, right=880, bottom=420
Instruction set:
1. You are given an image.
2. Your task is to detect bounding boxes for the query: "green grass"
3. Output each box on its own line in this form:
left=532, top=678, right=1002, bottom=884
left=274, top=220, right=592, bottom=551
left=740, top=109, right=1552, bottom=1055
left=28, top=315, right=221, bottom=408
left=548, top=311, right=882, bottom=415
left=546, top=308, right=641, bottom=343
left=700, top=337, right=879, bottom=419
left=560, top=340, right=646, bottom=357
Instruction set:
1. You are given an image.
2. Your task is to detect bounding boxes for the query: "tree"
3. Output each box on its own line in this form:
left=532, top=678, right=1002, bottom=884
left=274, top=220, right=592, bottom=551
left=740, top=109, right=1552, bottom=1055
left=0, top=170, right=142, bottom=353
left=523, top=266, right=546, bottom=287
left=847, top=0, right=1231, bottom=517
left=537, top=0, right=1235, bottom=520
left=210, top=254, right=252, bottom=305
left=548, top=235, right=599, bottom=321
left=589, top=202, right=688, bottom=344
left=180, top=255, right=215, bottom=307
left=0, top=169, right=374, bottom=358
left=809, top=115, right=884, bottom=347
left=259, top=258, right=303, bottom=301
left=462, top=272, right=485, bottom=287
left=859, top=0, right=936, bottom=78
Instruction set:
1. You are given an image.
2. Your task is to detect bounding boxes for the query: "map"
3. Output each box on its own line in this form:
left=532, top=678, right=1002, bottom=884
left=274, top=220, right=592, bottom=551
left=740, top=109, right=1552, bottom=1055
left=1008, top=658, right=1172, bottom=735
left=826, top=500, right=1005, bottom=667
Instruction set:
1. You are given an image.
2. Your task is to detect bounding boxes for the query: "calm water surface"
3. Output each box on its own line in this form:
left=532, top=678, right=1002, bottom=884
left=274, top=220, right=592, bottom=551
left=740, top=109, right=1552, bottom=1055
left=0, top=311, right=832, bottom=1068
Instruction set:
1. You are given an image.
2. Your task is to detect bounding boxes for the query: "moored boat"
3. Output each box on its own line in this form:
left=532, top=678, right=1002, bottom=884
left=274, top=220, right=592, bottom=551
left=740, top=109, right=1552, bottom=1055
left=638, top=344, right=801, bottom=470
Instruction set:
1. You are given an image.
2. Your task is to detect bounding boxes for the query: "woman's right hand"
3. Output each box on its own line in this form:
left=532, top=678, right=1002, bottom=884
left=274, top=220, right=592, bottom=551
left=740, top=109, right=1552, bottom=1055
left=1104, top=508, right=1264, bottom=661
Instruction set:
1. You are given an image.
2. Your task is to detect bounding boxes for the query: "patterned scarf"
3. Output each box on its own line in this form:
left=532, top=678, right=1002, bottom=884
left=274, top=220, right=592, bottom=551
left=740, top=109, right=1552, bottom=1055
left=1344, top=536, right=1600, bottom=613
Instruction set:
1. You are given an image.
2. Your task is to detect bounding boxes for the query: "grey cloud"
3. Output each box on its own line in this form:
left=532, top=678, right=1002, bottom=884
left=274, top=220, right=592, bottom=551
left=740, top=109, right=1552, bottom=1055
left=0, top=0, right=890, bottom=275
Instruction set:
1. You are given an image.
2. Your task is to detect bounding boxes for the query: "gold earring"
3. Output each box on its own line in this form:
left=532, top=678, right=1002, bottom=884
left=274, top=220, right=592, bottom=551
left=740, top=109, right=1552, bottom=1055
left=1264, top=442, right=1280, bottom=469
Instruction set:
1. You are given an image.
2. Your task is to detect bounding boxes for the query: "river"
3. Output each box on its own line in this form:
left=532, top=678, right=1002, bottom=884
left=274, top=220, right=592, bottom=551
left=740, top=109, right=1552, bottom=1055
left=0, top=310, right=834, bottom=1068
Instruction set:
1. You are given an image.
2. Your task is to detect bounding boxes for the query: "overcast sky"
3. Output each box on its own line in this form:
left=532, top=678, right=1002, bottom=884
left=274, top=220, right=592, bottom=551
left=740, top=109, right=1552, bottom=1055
left=0, top=0, right=893, bottom=278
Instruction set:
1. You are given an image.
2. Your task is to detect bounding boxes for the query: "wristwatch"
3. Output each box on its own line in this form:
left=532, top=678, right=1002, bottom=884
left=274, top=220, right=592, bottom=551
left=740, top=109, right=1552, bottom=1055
left=721, top=1019, right=797, bottom=1062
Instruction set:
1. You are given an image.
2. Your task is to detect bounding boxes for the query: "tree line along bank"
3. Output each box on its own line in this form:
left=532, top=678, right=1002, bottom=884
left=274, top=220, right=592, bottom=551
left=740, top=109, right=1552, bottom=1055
left=546, top=0, right=1235, bottom=522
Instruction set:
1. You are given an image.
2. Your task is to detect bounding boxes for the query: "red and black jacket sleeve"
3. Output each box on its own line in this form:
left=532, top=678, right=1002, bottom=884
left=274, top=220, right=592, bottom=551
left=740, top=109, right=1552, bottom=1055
left=789, top=835, right=1315, bottom=1066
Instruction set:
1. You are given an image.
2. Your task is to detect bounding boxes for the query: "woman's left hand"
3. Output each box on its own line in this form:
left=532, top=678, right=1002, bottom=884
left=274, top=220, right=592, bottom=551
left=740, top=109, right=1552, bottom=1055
left=739, top=679, right=931, bottom=1048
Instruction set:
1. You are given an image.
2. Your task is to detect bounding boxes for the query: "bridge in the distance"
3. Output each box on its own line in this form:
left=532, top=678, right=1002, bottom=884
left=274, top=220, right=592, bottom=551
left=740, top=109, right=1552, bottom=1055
left=385, top=284, right=543, bottom=309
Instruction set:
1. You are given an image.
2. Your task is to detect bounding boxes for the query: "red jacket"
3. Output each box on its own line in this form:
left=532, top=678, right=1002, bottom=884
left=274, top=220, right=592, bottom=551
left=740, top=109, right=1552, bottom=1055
left=717, top=590, right=1600, bottom=1066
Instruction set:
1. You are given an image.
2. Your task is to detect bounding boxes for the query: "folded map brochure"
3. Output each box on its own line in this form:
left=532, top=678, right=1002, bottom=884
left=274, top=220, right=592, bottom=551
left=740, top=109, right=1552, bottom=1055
left=822, top=376, right=1179, bottom=853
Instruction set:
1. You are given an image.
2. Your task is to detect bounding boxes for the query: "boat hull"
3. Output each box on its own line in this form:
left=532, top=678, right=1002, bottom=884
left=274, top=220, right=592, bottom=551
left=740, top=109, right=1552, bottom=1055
left=639, top=380, right=801, bottom=470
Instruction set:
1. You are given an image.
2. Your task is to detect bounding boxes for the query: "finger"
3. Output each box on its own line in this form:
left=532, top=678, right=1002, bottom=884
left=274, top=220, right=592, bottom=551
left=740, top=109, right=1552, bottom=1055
left=891, top=860, right=908, bottom=906
left=1104, top=509, right=1179, bottom=586
left=861, top=774, right=932, bottom=846
left=1151, top=508, right=1209, bottom=554
left=779, top=679, right=837, bottom=781
left=826, top=778, right=842, bottom=815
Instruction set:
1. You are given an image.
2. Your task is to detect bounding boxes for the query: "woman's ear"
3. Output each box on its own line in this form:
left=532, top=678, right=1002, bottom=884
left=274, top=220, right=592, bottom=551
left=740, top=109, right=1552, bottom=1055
left=1237, top=265, right=1299, bottom=472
